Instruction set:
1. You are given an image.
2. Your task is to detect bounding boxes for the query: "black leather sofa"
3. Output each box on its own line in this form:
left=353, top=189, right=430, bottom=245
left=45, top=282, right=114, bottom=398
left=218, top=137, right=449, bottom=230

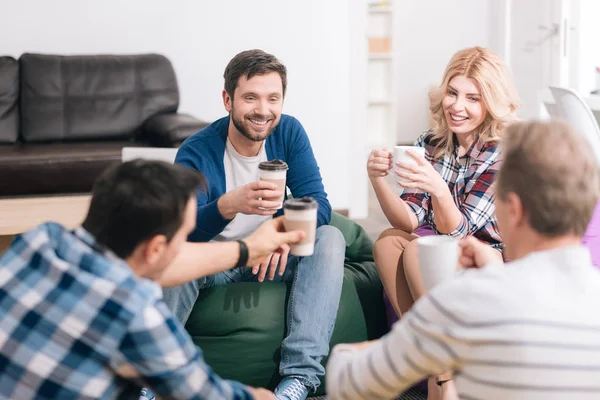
left=0, top=53, right=209, bottom=197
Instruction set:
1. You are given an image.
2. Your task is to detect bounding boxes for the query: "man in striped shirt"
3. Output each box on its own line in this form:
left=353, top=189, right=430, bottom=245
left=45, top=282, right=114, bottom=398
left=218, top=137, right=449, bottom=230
left=326, top=120, right=600, bottom=400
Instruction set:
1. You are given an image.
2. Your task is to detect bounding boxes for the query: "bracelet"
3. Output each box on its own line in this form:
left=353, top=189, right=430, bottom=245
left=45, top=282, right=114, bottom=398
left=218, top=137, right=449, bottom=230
left=235, top=240, right=249, bottom=268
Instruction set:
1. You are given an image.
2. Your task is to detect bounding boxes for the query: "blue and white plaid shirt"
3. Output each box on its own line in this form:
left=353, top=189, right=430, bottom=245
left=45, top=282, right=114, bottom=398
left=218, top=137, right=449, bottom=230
left=0, top=222, right=252, bottom=400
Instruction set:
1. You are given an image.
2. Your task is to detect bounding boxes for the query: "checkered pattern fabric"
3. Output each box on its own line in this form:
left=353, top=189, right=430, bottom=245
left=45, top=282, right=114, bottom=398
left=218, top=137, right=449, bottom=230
left=0, top=223, right=252, bottom=400
left=401, top=131, right=502, bottom=250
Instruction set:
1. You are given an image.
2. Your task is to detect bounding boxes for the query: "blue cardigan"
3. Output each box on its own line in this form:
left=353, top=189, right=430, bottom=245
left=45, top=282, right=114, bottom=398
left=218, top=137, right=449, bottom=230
left=175, top=114, right=332, bottom=242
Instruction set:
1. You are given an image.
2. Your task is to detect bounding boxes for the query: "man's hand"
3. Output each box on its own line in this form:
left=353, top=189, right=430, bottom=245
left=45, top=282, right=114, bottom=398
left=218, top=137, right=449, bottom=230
left=459, top=237, right=503, bottom=269
left=247, top=387, right=275, bottom=400
left=217, top=181, right=283, bottom=220
left=251, top=243, right=291, bottom=282
left=349, top=340, right=376, bottom=351
left=244, top=216, right=304, bottom=269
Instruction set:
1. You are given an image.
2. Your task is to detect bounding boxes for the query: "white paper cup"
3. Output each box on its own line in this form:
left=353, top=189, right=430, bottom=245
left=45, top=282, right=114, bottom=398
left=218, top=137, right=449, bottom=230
left=283, top=197, right=318, bottom=256
left=393, top=146, right=426, bottom=188
left=417, top=235, right=460, bottom=291
left=258, top=160, right=288, bottom=209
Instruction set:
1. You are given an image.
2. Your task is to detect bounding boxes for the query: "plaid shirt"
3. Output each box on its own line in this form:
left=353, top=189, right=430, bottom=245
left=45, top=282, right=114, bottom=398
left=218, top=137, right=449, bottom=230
left=401, top=130, right=502, bottom=249
left=0, top=223, right=252, bottom=400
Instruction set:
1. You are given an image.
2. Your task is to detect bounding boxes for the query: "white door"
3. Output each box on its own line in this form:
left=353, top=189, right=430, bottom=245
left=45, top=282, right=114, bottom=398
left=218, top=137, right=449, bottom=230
left=503, top=0, right=572, bottom=119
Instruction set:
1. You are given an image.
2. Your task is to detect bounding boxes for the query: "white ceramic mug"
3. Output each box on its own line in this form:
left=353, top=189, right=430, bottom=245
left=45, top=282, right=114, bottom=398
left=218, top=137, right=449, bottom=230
left=417, top=235, right=460, bottom=291
left=393, top=146, right=426, bottom=188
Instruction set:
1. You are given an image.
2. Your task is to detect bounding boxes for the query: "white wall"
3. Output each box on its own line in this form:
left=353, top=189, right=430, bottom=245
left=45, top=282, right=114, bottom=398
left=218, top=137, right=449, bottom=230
left=2, top=0, right=353, bottom=211
left=394, top=0, right=493, bottom=143
left=575, top=0, right=600, bottom=95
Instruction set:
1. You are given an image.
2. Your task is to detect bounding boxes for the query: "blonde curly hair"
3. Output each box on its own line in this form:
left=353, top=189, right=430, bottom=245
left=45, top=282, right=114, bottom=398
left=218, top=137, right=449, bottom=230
left=428, top=47, right=520, bottom=159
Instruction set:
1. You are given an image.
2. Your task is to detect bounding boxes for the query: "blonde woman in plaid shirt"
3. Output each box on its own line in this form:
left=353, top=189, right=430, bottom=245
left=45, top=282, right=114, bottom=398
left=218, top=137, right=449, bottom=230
left=366, top=47, right=519, bottom=400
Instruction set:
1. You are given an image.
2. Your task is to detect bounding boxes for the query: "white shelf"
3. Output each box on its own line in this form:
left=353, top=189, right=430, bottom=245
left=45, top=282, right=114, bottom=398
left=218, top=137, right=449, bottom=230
left=368, top=99, right=392, bottom=105
left=368, top=53, right=392, bottom=60
left=366, top=1, right=396, bottom=148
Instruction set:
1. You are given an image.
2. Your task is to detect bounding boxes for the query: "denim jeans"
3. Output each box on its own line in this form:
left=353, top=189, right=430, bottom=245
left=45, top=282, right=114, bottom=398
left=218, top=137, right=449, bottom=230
left=162, top=225, right=345, bottom=392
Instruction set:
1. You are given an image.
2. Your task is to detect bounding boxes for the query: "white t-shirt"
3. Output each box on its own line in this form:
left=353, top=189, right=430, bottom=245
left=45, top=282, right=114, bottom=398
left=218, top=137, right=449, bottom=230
left=212, top=139, right=271, bottom=242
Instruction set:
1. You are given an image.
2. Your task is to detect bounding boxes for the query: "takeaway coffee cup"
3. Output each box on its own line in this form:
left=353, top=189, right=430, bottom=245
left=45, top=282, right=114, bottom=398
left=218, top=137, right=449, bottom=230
left=417, top=235, right=460, bottom=291
left=258, top=159, right=288, bottom=209
left=283, top=197, right=318, bottom=256
left=393, top=146, right=426, bottom=188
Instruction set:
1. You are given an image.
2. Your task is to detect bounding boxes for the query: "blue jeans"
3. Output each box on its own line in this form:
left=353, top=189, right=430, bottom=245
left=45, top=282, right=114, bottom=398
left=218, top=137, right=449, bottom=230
left=162, top=225, right=345, bottom=392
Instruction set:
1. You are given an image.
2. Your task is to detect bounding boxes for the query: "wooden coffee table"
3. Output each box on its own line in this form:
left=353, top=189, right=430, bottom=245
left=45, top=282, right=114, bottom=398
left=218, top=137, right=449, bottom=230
left=0, top=195, right=91, bottom=252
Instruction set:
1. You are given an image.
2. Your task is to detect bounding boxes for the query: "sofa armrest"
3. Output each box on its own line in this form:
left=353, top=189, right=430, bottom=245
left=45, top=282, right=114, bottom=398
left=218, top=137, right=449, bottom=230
left=143, top=113, right=210, bottom=147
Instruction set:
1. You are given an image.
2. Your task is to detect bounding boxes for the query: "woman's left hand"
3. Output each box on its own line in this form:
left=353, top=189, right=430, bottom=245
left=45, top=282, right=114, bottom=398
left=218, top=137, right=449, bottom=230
left=395, top=150, right=448, bottom=198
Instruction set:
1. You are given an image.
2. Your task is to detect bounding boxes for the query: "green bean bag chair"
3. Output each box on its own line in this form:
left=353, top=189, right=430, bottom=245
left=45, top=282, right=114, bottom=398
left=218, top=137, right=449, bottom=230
left=184, top=212, right=387, bottom=396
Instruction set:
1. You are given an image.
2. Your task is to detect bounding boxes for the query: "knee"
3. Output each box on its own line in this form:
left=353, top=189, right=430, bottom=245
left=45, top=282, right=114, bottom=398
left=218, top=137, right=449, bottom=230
left=373, top=228, right=412, bottom=263
left=373, top=228, right=398, bottom=259
left=314, top=225, right=345, bottom=275
left=402, top=239, right=420, bottom=275
left=316, top=225, right=346, bottom=250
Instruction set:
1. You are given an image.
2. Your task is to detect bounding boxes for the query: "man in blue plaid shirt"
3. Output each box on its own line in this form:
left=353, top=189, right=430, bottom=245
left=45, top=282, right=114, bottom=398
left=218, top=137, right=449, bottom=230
left=0, top=160, right=303, bottom=399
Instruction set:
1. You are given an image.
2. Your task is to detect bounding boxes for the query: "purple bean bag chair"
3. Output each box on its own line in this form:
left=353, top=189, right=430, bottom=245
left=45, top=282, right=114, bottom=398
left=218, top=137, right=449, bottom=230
left=584, top=202, right=600, bottom=269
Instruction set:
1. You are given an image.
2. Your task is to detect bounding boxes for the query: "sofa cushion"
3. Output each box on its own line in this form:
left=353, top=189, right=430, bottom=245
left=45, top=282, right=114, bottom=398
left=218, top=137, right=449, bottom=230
left=184, top=213, right=387, bottom=396
left=0, top=56, right=19, bottom=144
left=19, top=53, right=179, bottom=143
left=0, top=141, right=147, bottom=196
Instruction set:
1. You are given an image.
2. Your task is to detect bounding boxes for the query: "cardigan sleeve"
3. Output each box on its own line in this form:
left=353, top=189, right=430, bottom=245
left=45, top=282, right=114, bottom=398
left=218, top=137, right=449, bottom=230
left=284, top=118, right=331, bottom=227
left=175, top=139, right=232, bottom=242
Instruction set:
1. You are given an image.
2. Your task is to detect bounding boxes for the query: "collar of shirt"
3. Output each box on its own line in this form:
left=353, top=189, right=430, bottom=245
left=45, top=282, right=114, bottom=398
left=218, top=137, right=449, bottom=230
left=37, top=223, right=163, bottom=298
left=452, top=133, right=496, bottom=162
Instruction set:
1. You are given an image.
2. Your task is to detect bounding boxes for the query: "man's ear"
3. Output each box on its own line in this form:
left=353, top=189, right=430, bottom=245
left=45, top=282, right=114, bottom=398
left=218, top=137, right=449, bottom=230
left=143, top=234, right=168, bottom=266
left=222, top=89, right=232, bottom=112
left=505, top=192, right=526, bottom=230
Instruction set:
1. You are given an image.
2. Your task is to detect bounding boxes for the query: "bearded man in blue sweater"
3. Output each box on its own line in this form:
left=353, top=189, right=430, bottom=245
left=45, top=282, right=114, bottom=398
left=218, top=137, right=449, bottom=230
left=162, top=49, right=345, bottom=400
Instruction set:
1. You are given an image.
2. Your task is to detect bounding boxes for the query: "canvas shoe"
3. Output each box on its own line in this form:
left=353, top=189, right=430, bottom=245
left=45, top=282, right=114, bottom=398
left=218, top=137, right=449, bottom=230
left=139, top=388, right=155, bottom=400
left=274, top=377, right=310, bottom=400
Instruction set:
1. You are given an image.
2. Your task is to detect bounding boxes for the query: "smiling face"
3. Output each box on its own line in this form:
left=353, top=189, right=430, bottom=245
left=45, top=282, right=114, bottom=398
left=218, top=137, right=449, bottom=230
left=442, top=75, right=487, bottom=137
left=223, top=71, right=284, bottom=143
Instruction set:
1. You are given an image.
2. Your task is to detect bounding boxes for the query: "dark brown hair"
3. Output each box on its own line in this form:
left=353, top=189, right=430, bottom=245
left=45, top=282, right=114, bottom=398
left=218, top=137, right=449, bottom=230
left=224, top=49, right=287, bottom=97
left=83, top=160, right=206, bottom=258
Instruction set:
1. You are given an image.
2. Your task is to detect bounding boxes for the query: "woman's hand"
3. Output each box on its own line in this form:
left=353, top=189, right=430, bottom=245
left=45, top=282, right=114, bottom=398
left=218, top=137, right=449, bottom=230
left=367, top=148, right=393, bottom=179
left=395, top=150, right=448, bottom=198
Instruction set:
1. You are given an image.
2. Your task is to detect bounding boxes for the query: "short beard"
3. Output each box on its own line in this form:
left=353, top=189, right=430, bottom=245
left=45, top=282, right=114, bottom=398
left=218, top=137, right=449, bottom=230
left=231, top=110, right=278, bottom=142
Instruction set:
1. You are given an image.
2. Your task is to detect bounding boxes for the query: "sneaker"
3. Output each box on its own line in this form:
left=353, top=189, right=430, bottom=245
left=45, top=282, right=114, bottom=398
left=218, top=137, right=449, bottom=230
left=274, top=377, right=309, bottom=400
left=139, top=388, right=155, bottom=400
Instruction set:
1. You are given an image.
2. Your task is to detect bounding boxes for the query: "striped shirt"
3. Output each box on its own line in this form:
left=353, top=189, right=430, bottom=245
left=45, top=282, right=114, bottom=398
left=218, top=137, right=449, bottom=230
left=0, top=223, right=252, bottom=400
left=327, top=245, right=600, bottom=399
left=401, top=131, right=502, bottom=250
